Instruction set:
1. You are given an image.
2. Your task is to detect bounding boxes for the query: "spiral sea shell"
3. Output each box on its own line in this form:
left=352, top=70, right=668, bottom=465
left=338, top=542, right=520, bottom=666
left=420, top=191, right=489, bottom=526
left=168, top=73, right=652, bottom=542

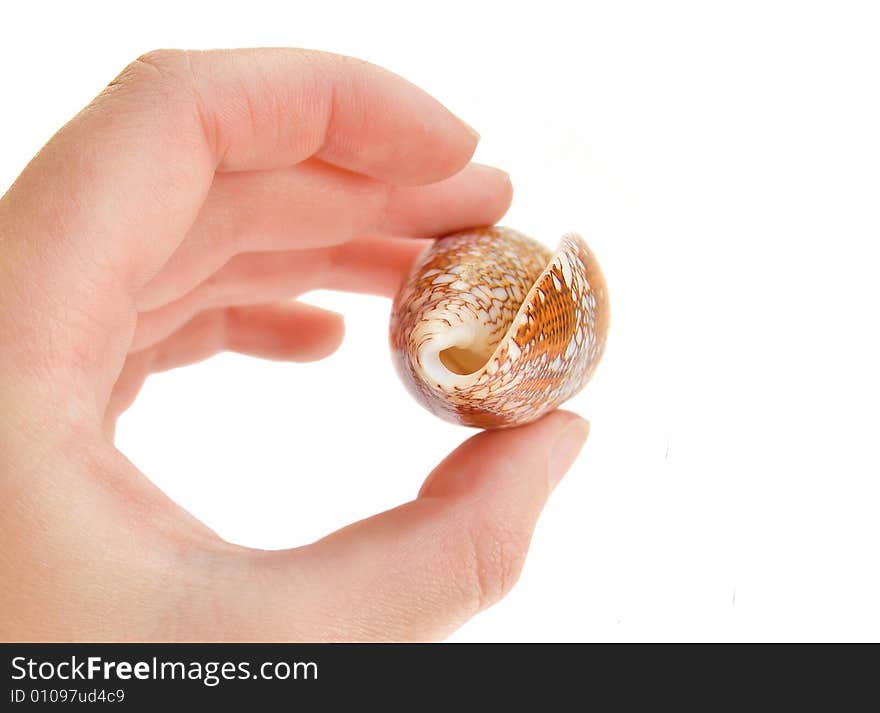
left=390, top=227, right=609, bottom=428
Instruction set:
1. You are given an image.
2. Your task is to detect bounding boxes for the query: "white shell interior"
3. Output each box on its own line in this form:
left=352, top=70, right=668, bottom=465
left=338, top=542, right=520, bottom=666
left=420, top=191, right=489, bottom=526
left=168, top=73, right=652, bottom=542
left=418, top=324, right=494, bottom=387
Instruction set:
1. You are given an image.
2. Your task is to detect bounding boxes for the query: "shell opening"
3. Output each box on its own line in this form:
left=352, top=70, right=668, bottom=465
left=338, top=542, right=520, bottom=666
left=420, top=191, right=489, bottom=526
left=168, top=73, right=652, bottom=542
left=418, top=324, right=492, bottom=386
left=439, top=346, right=490, bottom=375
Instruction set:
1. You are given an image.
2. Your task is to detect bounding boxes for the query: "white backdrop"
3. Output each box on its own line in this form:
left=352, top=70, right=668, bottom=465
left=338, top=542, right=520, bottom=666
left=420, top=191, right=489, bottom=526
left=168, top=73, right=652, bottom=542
left=2, top=1, right=878, bottom=642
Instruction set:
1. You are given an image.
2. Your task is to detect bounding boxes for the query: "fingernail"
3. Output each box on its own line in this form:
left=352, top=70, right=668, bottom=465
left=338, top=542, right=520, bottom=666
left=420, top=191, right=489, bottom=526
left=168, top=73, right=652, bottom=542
left=471, top=163, right=510, bottom=183
left=457, top=116, right=481, bottom=142
left=548, top=417, right=590, bottom=489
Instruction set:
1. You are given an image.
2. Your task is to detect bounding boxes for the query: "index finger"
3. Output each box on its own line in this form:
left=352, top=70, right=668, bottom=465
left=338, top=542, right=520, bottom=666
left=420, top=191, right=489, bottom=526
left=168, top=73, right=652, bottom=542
left=156, top=48, right=480, bottom=180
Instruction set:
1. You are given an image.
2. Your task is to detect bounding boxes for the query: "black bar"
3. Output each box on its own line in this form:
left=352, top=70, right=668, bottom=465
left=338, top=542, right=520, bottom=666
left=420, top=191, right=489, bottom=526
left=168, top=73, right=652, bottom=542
left=2, top=643, right=877, bottom=708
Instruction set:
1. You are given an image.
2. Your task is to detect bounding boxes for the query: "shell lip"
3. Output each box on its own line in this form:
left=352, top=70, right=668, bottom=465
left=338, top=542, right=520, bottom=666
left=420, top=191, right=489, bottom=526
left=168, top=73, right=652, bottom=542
left=417, top=324, right=483, bottom=387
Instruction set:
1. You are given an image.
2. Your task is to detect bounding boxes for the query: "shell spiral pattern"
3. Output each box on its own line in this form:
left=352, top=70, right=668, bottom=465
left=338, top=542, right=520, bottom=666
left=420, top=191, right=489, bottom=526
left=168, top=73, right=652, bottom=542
left=390, top=226, right=609, bottom=428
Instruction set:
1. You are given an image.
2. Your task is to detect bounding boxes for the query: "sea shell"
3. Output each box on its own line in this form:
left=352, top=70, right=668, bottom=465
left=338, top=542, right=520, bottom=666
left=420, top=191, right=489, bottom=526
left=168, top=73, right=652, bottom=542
left=390, top=226, right=609, bottom=428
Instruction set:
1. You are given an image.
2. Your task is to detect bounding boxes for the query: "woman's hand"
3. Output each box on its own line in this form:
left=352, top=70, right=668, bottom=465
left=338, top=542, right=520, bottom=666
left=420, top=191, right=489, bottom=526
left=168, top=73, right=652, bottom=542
left=0, top=49, right=589, bottom=641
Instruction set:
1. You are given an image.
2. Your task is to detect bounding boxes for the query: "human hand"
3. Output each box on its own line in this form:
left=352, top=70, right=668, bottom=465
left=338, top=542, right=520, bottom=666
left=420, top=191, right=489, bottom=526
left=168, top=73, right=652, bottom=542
left=0, top=49, right=590, bottom=641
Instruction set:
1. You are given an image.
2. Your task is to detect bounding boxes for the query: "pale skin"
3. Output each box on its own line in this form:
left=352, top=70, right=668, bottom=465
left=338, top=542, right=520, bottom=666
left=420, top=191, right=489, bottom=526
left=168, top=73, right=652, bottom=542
left=0, top=49, right=590, bottom=641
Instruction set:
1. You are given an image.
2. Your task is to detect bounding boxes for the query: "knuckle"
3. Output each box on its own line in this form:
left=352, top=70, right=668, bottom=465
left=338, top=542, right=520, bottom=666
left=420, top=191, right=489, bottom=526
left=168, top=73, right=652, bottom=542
left=136, top=48, right=184, bottom=68
left=108, top=49, right=190, bottom=93
left=462, top=516, right=530, bottom=612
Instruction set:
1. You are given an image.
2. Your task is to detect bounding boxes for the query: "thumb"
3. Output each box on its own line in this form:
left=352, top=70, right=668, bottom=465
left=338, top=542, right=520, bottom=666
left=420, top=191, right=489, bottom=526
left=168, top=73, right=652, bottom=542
left=243, top=410, right=590, bottom=641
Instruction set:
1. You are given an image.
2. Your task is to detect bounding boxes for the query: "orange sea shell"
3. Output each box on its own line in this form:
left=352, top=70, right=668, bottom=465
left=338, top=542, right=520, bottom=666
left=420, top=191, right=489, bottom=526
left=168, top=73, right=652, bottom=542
left=390, top=226, right=609, bottom=428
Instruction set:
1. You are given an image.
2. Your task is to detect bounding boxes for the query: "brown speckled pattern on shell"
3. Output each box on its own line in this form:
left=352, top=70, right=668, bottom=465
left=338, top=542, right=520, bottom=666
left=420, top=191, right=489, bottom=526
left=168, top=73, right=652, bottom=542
left=390, top=226, right=609, bottom=428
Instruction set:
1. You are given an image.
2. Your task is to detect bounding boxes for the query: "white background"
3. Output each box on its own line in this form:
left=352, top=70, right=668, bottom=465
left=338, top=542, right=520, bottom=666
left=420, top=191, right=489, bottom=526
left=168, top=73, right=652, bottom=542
left=2, top=1, right=878, bottom=642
